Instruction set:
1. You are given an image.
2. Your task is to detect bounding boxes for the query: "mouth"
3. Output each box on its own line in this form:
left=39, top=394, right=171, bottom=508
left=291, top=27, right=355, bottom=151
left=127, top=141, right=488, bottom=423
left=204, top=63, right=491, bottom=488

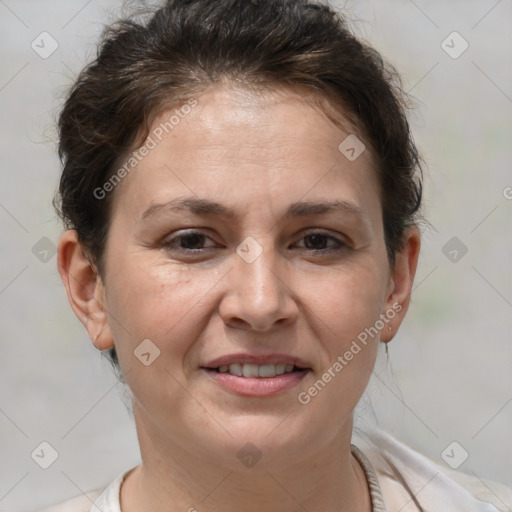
left=204, top=363, right=307, bottom=378
left=200, top=355, right=311, bottom=397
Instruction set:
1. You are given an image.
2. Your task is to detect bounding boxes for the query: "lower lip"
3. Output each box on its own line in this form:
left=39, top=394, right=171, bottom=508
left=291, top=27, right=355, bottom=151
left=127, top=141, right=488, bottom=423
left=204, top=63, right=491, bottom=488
left=202, top=368, right=309, bottom=397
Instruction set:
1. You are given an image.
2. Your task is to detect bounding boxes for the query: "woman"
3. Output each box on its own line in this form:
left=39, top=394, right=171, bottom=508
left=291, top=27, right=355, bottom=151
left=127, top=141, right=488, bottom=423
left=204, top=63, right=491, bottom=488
left=49, top=0, right=511, bottom=510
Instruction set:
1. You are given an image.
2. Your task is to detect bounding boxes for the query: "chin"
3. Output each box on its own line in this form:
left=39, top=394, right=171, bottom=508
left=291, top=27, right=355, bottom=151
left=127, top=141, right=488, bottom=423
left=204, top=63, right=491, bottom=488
left=207, top=420, right=314, bottom=471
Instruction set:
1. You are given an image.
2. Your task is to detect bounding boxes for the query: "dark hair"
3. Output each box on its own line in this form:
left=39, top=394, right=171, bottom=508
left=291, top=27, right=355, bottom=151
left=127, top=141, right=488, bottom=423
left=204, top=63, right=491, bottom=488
left=55, top=0, right=423, bottom=369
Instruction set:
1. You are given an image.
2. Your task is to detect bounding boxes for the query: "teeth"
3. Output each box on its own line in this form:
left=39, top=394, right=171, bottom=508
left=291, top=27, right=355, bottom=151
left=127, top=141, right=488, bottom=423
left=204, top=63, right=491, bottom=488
left=214, top=363, right=302, bottom=378
left=258, top=364, right=276, bottom=377
left=275, top=364, right=286, bottom=375
left=229, top=363, right=243, bottom=376
left=242, top=364, right=259, bottom=378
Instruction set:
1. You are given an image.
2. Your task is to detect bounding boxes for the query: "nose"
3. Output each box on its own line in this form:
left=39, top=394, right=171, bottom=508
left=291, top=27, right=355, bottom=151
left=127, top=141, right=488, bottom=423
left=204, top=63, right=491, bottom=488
left=218, top=240, right=299, bottom=332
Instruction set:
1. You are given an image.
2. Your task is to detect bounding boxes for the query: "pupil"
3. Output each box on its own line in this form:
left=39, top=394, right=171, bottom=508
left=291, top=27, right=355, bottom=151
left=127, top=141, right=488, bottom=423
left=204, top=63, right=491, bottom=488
left=182, top=234, right=204, bottom=249
left=305, top=234, right=327, bottom=250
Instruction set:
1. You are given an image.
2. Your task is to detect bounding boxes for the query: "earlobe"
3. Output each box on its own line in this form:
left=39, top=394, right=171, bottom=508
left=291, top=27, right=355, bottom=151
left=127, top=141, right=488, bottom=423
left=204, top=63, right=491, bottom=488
left=381, top=227, right=421, bottom=343
left=57, top=230, right=115, bottom=351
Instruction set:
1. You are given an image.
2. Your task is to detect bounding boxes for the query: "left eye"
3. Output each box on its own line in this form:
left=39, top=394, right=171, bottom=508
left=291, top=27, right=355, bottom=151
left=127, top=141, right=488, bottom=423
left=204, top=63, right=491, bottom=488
left=294, top=233, right=345, bottom=252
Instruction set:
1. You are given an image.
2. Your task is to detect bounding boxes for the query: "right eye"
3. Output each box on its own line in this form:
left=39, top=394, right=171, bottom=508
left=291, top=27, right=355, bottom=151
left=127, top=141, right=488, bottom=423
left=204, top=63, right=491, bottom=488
left=162, top=230, right=219, bottom=253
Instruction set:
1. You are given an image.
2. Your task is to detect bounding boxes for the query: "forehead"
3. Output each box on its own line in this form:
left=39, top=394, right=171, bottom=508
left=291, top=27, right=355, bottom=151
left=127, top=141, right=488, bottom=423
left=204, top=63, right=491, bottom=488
left=109, top=83, right=380, bottom=220
left=150, top=83, right=365, bottom=159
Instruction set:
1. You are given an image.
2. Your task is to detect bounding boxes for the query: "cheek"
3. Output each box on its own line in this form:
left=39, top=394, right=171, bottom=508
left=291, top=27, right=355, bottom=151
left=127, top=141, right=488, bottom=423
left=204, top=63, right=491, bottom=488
left=307, top=260, right=388, bottom=340
left=301, top=262, right=386, bottom=399
left=105, top=255, right=227, bottom=367
left=104, top=259, right=225, bottom=416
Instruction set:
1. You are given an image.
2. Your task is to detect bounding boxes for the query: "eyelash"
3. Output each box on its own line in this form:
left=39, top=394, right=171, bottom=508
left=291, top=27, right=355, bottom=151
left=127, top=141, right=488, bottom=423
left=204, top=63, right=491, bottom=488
left=162, top=230, right=348, bottom=255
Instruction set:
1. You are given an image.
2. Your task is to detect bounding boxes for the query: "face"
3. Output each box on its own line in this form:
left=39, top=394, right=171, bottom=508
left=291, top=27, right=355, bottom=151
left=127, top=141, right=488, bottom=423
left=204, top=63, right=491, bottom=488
left=64, top=84, right=418, bottom=473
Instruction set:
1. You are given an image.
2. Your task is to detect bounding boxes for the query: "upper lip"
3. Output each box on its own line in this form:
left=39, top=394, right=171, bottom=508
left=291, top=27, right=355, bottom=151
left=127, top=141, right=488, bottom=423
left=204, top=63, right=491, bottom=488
left=202, top=353, right=311, bottom=369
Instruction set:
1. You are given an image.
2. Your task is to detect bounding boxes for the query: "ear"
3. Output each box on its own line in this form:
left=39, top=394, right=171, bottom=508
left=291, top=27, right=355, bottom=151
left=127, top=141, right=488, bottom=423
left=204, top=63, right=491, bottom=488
left=57, top=230, right=114, bottom=351
left=380, top=226, right=421, bottom=343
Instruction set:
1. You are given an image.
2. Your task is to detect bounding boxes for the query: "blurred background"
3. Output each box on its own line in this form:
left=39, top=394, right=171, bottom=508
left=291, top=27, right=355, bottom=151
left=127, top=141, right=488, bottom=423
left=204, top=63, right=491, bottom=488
left=0, top=0, right=511, bottom=510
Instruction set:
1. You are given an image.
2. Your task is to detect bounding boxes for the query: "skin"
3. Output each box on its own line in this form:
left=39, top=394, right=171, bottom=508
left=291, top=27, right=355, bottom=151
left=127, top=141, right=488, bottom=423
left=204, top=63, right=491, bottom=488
left=58, top=83, right=420, bottom=512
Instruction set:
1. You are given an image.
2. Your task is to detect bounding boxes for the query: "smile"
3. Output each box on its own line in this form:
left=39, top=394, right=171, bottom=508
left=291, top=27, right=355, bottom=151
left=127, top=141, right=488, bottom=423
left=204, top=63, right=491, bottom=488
left=201, top=366, right=310, bottom=397
left=215, top=363, right=299, bottom=378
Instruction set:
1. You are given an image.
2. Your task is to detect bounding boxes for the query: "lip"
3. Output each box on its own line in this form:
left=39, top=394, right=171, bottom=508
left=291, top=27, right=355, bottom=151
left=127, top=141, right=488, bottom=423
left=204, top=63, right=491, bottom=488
left=202, top=353, right=312, bottom=369
left=201, top=367, right=310, bottom=397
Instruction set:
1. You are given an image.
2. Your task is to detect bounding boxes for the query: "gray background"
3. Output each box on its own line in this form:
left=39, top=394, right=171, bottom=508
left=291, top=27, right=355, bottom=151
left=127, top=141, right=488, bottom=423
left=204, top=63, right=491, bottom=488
left=0, top=0, right=511, bottom=510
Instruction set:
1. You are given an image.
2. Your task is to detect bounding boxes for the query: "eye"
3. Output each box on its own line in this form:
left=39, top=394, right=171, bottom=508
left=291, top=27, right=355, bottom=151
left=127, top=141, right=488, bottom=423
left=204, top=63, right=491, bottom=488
left=162, top=230, right=218, bottom=252
left=161, top=230, right=347, bottom=255
left=293, top=232, right=347, bottom=252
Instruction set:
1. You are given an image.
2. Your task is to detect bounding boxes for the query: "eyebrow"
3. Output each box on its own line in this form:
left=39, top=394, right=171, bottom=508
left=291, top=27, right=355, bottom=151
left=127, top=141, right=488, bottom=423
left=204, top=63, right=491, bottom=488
left=141, top=197, right=368, bottom=223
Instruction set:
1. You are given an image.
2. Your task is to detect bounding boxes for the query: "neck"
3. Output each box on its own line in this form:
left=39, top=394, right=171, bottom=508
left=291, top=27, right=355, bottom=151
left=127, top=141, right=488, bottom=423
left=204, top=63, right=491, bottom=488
left=121, top=406, right=371, bottom=512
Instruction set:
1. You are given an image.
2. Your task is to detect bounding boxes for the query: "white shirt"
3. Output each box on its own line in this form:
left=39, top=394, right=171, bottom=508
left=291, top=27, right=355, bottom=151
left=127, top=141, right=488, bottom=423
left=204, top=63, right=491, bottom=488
left=39, top=427, right=512, bottom=512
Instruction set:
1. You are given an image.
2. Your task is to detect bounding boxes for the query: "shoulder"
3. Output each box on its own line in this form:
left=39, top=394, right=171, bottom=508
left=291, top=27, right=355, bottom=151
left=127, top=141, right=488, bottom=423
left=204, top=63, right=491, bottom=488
left=353, top=425, right=512, bottom=512
left=36, top=468, right=130, bottom=512
left=37, top=490, right=103, bottom=512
